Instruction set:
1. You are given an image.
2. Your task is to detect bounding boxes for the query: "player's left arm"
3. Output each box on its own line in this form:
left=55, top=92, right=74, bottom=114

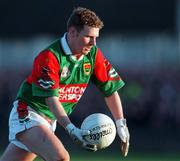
left=105, top=91, right=124, bottom=120
left=92, top=48, right=130, bottom=156
left=105, top=91, right=130, bottom=157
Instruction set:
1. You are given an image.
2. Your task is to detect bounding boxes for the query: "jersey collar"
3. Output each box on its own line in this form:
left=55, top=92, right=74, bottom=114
left=60, top=33, right=72, bottom=55
left=60, top=33, right=85, bottom=61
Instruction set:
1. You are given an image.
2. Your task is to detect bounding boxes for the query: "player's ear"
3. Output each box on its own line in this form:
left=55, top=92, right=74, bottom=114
left=68, top=26, right=78, bottom=38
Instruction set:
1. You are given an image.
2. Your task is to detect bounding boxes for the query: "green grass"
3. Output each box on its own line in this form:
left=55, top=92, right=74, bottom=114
left=2, top=147, right=180, bottom=161
left=34, top=151, right=180, bottom=161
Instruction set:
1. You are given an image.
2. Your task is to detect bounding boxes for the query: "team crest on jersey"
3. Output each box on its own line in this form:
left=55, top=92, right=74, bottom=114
left=61, top=66, right=70, bottom=78
left=83, top=63, right=91, bottom=75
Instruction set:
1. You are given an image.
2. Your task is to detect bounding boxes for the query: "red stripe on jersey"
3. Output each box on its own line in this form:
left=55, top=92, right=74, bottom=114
left=94, top=48, right=115, bottom=82
left=26, top=50, right=60, bottom=89
left=94, top=48, right=121, bottom=82
left=94, top=49, right=108, bottom=82
left=108, top=77, right=120, bottom=81
left=17, top=101, right=28, bottom=120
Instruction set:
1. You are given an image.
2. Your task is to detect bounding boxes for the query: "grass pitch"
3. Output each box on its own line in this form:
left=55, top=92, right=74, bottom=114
left=1, top=146, right=180, bottom=161
left=34, top=151, right=180, bottom=161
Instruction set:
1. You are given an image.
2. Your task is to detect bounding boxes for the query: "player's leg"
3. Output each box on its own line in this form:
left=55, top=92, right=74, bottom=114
left=0, top=143, right=37, bottom=161
left=16, top=125, right=70, bottom=161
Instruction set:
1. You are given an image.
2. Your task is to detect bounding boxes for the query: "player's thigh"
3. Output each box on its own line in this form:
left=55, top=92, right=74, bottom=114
left=16, top=125, right=70, bottom=161
left=0, top=143, right=37, bottom=161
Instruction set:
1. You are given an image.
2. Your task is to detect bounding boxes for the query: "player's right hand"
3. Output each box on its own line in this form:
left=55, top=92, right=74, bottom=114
left=66, top=123, right=97, bottom=152
left=82, top=141, right=98, bottom=152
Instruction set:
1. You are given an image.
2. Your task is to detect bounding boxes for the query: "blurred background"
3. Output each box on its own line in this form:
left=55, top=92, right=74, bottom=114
left=0, top=0, right=180, bottom=160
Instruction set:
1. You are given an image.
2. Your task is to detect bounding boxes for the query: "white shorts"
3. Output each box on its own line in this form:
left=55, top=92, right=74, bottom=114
left=9, top=100, right=57, bottom=152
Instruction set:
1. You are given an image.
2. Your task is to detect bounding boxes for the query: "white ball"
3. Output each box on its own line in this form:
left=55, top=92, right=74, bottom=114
left=81, top=113, right=116, bottom=149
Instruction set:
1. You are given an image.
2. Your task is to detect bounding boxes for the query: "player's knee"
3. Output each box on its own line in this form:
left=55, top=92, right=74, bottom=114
left=49, top=150, right=70, bottom=161
left=60, top=150, right=70, bottom=161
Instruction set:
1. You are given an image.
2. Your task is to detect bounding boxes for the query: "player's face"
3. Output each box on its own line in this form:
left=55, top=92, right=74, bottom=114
left=71, top=25, right=100, bottom=55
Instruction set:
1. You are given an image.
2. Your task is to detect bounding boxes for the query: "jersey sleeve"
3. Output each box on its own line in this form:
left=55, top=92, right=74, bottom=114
left=30, top=50, right=60, bottom=97
left=91, top=48, right=125, bottom=97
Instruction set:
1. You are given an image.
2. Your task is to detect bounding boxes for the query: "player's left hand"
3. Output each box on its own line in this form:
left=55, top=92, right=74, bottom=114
left=116, top=118, right=130, bottom=157
left=66, top=123, right=97, bottom=152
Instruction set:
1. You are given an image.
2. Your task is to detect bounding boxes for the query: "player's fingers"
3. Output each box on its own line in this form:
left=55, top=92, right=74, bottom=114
left=121, top=140, right=129, bottom=157
left=81, top=129, right=90, bottom=136
left=82, top=142, right=98, bottom=152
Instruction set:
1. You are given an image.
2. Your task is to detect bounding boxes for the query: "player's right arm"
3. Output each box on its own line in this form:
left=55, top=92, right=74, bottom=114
left=45, top=96, right=97, bottom=151
left=45, top=96, right=71, bottom=128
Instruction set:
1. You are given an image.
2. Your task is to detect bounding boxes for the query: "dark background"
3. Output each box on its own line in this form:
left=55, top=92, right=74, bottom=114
left=0, top=0, right=176, bottom=37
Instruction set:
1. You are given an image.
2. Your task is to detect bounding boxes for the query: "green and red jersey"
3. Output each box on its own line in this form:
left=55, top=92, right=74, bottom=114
left=17, top=34, right=125, bottom=120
